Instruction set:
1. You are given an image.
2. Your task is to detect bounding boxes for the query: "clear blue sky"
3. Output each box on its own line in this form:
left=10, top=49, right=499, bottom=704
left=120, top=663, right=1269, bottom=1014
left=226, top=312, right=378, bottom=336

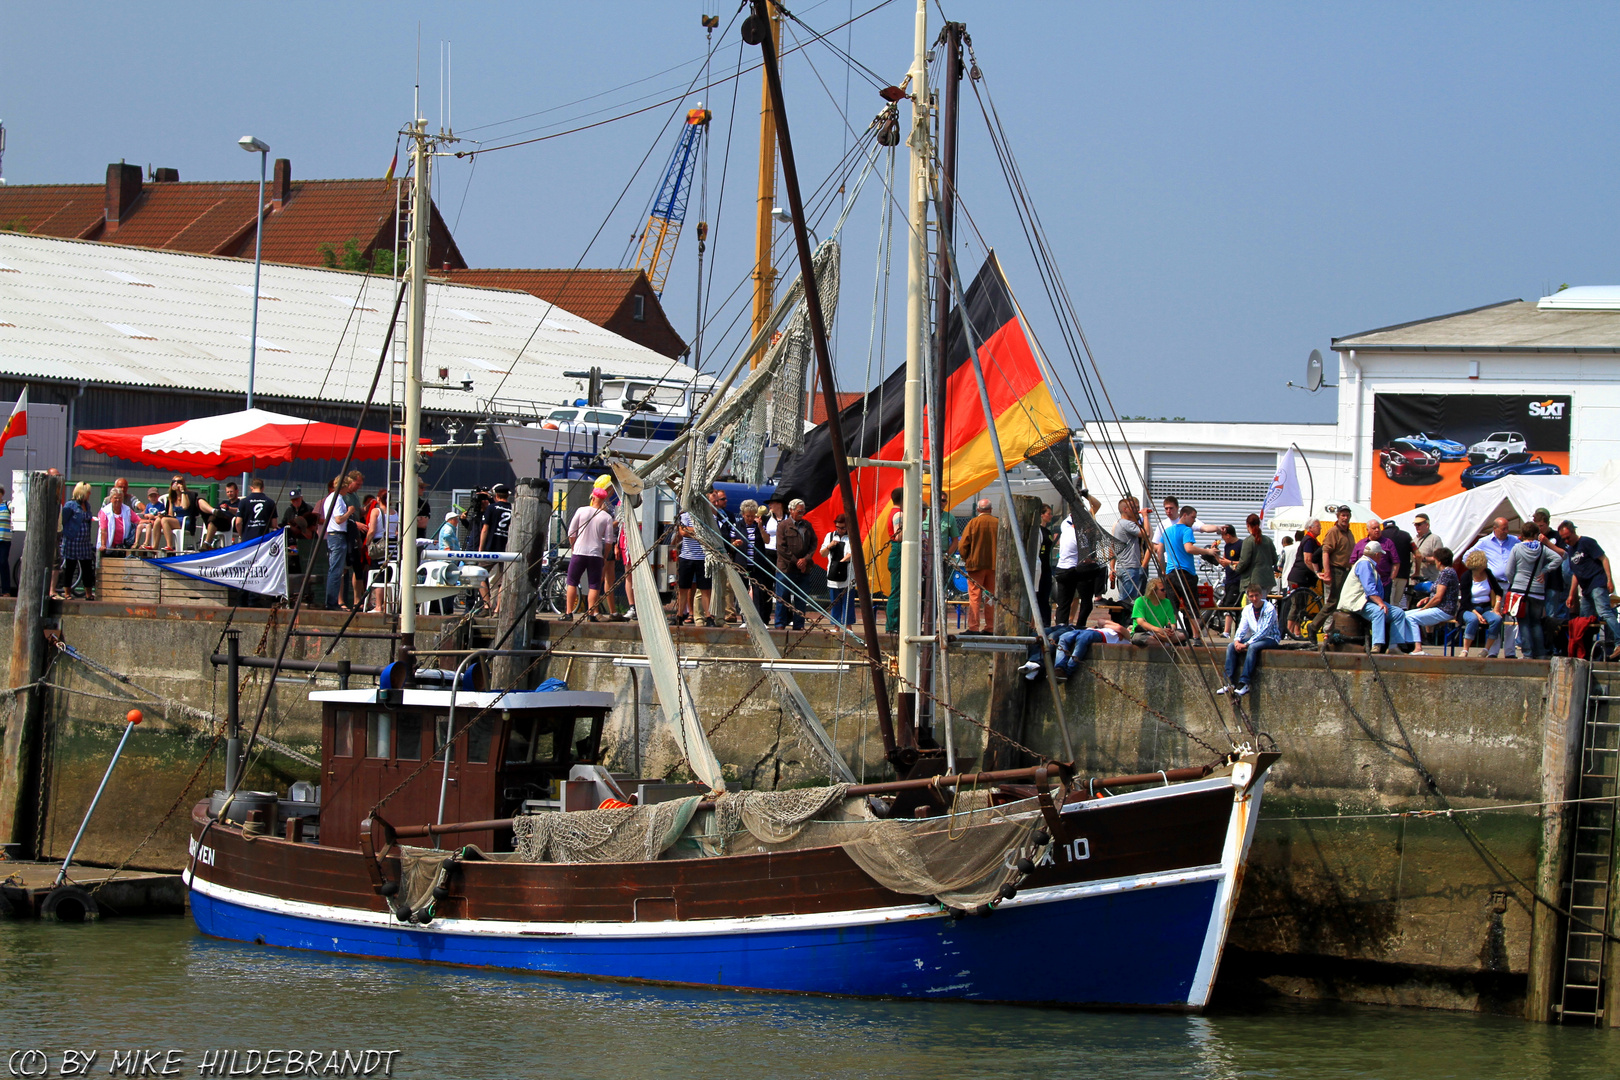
left=3, top=1, right=1616, bottom=424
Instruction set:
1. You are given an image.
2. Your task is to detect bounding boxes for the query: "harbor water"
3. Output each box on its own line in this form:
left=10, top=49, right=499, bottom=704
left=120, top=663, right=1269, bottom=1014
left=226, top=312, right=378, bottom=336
left=4, top=916, right=1619, bottom=1079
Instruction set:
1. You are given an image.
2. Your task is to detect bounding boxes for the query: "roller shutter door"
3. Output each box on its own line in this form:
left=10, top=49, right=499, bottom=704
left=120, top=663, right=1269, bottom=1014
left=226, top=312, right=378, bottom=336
left=1144, top=451, right=1278, bottom=531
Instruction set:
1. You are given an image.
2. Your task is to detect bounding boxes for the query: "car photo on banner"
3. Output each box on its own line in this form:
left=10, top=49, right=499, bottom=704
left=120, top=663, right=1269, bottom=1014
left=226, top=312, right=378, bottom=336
left=1369, top=393, right=1571, bottom=516
left=1379, top=439, right=1443, bottom=484
left=1467, top=431, right=1529, bottom=463
left=1459, top=454, right=1563, bottom=490
left=1395, top=431, right=1469, bottom=461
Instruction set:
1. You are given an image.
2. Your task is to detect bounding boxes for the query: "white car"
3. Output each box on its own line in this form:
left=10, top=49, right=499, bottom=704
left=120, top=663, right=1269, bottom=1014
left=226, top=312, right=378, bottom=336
left=1468, top=431, right=1527, bottom=463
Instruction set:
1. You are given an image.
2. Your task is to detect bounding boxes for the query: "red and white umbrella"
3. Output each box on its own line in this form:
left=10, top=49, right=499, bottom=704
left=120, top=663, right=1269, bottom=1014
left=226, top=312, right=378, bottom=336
left=75, top=408, right=422, bottom=479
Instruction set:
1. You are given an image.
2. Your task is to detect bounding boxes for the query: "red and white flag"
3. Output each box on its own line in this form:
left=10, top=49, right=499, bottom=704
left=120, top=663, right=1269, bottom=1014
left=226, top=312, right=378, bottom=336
left=0, top=388, right=26, bottom=455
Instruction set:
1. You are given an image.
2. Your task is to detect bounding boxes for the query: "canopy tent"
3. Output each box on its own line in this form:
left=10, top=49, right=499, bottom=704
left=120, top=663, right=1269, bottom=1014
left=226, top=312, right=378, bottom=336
left=1387, top=473, right=1579, bottom=554
left=75, top=408, right=419, bottom=480
left=1549, top=460, right=1620, bottom=564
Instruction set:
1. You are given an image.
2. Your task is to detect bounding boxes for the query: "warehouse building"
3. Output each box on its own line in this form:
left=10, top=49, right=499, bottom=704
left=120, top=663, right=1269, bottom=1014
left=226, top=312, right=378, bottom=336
left=0, top=231, right=695, bottom=499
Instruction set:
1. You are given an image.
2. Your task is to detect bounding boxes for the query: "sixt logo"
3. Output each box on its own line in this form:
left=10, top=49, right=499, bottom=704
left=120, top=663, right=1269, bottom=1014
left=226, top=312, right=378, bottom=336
left=1528, top=399, right=1566, bottom=419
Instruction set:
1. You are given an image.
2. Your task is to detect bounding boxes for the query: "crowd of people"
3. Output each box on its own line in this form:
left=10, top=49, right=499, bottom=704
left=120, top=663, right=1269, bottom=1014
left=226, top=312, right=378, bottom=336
left=19, top=468, right=1620, bottom=690
left=1015, top=494, right=1620, bottom=697
left=15, top=469, right=500, bottom=613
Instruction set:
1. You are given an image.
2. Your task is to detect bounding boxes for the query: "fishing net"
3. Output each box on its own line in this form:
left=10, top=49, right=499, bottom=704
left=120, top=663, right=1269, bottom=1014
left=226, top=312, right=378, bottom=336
left=1025, top=435, right=1111, bottom=559
left=713, top=784, right=850, bottom=846
left=512, top=796, right=702, bottom=864
left=840, top=812, right=1040, bottom=911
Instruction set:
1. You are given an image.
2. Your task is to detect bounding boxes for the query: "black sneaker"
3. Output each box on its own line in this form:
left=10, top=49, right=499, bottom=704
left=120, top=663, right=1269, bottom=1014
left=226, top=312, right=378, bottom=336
left=703, top=616, right=717, bottom=627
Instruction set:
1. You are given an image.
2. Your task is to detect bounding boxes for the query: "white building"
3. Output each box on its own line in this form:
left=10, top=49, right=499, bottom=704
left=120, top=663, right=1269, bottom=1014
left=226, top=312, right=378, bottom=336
left=1331, top=288, right=1620, bottom=514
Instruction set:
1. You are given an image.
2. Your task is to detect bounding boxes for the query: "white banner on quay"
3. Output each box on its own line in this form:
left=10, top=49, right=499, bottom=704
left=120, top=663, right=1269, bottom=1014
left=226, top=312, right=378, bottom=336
left=146, top=528, right=289, bottom=596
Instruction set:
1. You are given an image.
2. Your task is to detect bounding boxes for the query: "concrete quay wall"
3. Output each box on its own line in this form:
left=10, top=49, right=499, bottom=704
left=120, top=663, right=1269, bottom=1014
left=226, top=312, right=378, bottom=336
left=1, top=605, right=1588, bottom=1015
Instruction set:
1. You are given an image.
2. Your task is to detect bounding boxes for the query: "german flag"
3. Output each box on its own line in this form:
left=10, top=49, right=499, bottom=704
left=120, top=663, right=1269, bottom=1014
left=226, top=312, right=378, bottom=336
left=776, top=252, right=1068, bottom=592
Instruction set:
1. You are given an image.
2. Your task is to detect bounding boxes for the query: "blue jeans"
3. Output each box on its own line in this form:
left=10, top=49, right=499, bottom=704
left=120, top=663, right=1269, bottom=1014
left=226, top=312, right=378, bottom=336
left=829, top=586, right=855, bottom=625
left=324, top=531, right=350, bottom=609
left=1054, top=628, right=1104, bottom=674
left=1118, top=568, right=1146, bottom=605
left=1407, top=605, right=1456, bottom=644
left=1463, top=608, right=1503, bottom=647
left=1224, top=636, right=1277, bottom=686
left=1578, top=583, right=1620, bottom=644
left=776, top=569, right=807, bottom=630
left=1361, top=601, right=1414, bottom=646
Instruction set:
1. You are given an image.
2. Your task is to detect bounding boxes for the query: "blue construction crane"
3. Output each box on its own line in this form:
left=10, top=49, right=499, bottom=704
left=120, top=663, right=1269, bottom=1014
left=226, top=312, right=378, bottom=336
left=634, top=108, right=711, bottom=298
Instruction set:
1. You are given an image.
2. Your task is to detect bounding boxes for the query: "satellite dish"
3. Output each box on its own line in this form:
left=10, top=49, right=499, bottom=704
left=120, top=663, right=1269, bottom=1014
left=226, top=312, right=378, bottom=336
left=1305, top=349, right=1324, bottom=393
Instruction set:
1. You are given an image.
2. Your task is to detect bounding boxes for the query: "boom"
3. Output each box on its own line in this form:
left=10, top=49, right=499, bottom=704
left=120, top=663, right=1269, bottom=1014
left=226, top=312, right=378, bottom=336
left=634, top=108, right=711, bottom=298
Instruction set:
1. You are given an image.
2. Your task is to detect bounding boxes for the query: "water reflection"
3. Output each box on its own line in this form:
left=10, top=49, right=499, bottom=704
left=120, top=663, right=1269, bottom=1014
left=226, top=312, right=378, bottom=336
left=3, top=917, right=1618, bottom=1080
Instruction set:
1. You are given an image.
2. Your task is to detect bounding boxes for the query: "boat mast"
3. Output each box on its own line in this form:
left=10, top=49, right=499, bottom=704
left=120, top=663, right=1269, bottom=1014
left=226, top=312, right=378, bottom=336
left=749, top=3, right=782, bottom=366
left=747, top=0, right=896, bottom=762
left=922, top=20, right=964, bottom=754
left=398, top=118, right=430, bottom=648
left=895, top=0, right=929, bottom=749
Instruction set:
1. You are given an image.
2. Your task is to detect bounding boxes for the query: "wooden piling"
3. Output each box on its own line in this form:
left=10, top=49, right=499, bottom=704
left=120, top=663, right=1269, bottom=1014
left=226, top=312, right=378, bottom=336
left=1, top=472, right=62, bottom=853
left=493, top=477, right=545, bottom=689
left=1524, top=657, right=1589, bottom=1022
left=981, top=494, right=1040, bottom=771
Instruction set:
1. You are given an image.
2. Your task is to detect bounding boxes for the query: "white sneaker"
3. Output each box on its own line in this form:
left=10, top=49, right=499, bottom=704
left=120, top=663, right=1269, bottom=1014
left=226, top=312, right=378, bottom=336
left=1024, top=666, right=1041, bottom=681
left=1234, top=684, right=1250, bottom=697
left=1019, top=660, right=1041, bottom=673
left=625, top=606, right=636, bottom=619
left=1215, top=684, right=1232, bottom=695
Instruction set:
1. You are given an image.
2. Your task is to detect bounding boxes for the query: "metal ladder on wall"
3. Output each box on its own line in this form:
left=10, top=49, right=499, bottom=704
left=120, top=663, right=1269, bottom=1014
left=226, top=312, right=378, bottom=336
left=1557, top=664, right=1619, bottom=1024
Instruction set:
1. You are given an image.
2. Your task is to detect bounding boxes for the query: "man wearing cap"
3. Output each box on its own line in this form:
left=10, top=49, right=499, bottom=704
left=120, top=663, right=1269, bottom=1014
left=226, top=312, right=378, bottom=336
left=1308, top=505, right=1356, bottom=639
left=436, top=510, right=461, bottom=550
left=1411, top=513, right=1445, bottom=584
left=1343, top=539, right=1414, bottom=653
left=480, top=484, right=514, bottom=613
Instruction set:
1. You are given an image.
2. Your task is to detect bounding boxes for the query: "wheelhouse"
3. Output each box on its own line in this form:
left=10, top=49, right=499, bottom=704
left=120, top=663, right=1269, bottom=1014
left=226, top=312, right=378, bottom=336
left=310, top=688, right=616, bottom=851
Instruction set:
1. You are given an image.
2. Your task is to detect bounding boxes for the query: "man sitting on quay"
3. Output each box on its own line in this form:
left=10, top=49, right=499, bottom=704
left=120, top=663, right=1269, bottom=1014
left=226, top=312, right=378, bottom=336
left=1340, top=539, right=1414, bottom=653
left=1218, top=583, right=1280, bottom=697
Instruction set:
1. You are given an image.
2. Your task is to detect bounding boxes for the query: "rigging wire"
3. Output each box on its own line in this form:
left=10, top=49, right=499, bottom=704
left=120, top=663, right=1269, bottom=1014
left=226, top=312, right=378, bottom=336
left=455, top=0, right=900, bottom=160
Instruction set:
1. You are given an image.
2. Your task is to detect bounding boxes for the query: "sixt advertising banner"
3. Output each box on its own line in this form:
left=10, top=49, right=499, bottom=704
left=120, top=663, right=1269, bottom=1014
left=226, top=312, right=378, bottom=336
left=1370, top=393, right=1571, bottom=515
left=146, top=528, right=289, bottom=596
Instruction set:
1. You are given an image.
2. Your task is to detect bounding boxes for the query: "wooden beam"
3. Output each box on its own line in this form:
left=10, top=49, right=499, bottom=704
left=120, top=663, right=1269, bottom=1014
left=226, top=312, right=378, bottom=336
left=1, top=472, right=62, bottom=853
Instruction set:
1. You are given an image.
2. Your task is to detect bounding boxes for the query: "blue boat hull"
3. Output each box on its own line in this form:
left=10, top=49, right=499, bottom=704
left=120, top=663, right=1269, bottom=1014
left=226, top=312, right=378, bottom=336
left=190, top=872, right=1223, bottom=1006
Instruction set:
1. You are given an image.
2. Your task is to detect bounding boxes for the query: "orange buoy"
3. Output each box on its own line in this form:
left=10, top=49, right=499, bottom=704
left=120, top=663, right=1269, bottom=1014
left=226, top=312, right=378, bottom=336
left=126, top=709, right=143, bottom=725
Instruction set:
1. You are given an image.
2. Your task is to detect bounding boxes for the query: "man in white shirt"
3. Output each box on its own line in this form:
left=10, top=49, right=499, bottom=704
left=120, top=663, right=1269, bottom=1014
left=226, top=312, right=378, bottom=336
left=1219, top=584, right=1280, bottom=697
left=321, top=476, right=355, bottom=610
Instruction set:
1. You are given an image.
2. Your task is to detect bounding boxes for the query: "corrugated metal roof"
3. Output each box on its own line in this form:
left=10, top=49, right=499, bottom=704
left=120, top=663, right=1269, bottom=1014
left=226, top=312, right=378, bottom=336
left=1333, top=299, right=1620, bottom=353
left=0, top=232, right=695, bottom=416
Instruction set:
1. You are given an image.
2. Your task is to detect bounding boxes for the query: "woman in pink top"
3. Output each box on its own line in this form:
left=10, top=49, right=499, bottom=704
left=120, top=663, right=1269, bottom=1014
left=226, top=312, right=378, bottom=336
left=565, top=488, right=615, bottom=619
left=97, top=485, right=137, bottom=552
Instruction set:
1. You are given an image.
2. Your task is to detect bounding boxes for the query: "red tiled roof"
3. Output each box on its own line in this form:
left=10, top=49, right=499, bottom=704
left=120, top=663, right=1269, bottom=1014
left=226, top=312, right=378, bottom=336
left=0, top=176, right=462, bottom=268
left=809, top=391, right=864, bottom=424
left=0, top=185, right=105, bottom=239
left=440, top=268, right=642, bottom=325
left=437, top=268, right=688, bottom=359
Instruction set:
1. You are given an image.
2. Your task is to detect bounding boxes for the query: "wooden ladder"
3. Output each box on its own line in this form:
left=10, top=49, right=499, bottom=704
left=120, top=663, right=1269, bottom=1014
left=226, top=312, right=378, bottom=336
left=1556, top=666, right=1619, bottom=1024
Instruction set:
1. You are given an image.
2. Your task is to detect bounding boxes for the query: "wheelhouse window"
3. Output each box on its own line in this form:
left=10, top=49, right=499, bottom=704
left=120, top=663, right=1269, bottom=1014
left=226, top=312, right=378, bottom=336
left=333, top=710, right=354, bottom=757
left=395, top=710, right=423, bottom=761
left=365, top=711, right=392, bottom=759
left=467, top=714, right=494, bottom=764
left=434, top=715, right=456, bottom=763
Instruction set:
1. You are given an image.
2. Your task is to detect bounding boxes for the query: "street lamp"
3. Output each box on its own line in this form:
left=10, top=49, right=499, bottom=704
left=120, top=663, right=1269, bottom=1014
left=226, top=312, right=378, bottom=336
left=238, top=135, right=269, bottom=493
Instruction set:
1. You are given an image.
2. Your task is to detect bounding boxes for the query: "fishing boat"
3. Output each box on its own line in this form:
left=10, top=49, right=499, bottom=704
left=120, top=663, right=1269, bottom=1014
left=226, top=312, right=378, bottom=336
left=185, top=0, right=1276, bottom=1009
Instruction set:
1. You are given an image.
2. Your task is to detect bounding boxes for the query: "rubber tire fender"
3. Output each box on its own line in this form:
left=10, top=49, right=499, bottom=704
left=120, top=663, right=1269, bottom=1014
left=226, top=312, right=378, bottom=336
left=40, top=884, right=100, bottom=923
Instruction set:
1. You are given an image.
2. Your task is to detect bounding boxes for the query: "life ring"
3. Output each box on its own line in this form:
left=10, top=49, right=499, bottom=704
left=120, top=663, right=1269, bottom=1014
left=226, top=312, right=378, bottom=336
left=40, top=884, right=100, bottom=923
left=542, top=421, right=560, bottom=430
